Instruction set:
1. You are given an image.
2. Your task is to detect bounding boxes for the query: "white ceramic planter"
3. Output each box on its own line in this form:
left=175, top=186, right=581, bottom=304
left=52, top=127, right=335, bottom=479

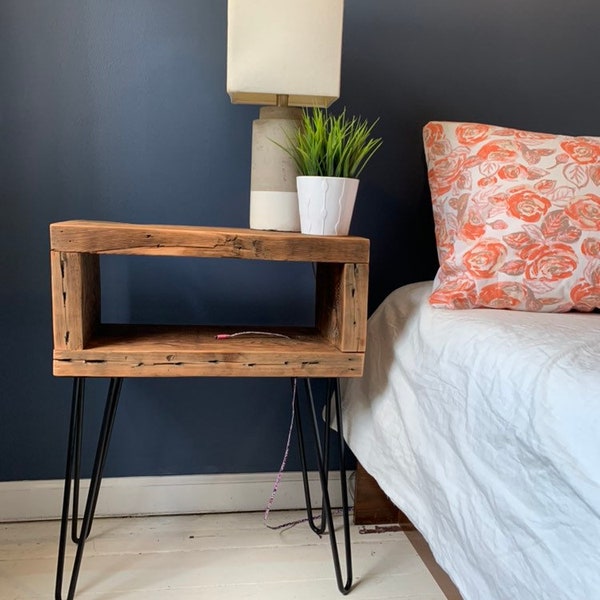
left=296, top=176, right=359, bottom=236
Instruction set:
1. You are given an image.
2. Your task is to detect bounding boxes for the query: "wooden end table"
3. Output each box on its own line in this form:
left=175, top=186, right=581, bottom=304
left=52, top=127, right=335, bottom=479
left=50, top=220, right=369, bottom=598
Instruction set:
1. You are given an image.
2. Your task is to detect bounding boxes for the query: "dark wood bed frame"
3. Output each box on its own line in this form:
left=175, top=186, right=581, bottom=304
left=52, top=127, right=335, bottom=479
left=353, top=462, right=412, bottom=526
left=354, top=462, right=463, bottom=600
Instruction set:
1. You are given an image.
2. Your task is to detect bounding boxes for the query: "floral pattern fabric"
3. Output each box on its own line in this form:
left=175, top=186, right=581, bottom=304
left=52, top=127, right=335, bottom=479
left=423, top=121, right=600, bottom=312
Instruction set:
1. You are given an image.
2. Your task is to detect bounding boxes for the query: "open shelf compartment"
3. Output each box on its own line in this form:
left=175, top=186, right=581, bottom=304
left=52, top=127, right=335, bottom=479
left=50, top=221, right=369, bottom=378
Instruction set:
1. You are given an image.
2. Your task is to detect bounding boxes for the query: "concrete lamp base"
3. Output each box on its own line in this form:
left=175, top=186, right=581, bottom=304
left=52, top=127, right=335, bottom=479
left=249, top=106, right=302, bottom=232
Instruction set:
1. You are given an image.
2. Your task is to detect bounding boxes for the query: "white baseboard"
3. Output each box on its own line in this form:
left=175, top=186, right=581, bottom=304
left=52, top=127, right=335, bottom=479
left=0, top=471, right=352, bottom=522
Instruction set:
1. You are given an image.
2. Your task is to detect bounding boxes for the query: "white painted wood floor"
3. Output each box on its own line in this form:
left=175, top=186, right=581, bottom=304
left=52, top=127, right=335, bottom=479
left=0, top=511, right=447, bottom=599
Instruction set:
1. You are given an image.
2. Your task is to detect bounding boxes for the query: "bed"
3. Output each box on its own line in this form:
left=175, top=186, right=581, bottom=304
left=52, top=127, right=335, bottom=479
left=341, top=120, right=600, bottom=599
left=341, top=280, right=600, bottom=600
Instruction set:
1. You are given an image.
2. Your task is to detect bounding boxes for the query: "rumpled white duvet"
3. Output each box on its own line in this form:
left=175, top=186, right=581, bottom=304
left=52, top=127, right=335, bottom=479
left=341, top=281, right=600, bottom=600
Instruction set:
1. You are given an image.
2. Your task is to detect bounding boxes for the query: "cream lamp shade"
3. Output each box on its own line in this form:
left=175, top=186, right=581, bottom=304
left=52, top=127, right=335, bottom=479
left=227, top=0, right=344, bottom=231
left=227, top=0, right=343, bottom=108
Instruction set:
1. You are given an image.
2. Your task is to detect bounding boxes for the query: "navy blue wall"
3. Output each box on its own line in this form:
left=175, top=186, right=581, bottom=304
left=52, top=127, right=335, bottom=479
left=2, top=0, right=599, bottom=481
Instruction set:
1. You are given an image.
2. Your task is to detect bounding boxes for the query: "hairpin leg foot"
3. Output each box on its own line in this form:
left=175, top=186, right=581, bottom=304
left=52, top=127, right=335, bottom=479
left=55, top=377, right=123, bottom=600
left=294, top=377, right=353, bottom=594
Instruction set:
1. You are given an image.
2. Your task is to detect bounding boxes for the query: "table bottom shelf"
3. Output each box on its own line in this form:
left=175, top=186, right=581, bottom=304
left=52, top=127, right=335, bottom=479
left=53, top=324, right=365, bottom=377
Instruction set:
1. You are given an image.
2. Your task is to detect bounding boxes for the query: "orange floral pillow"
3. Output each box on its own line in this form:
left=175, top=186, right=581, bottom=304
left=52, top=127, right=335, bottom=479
left=423, top=121, right=600, bottom=311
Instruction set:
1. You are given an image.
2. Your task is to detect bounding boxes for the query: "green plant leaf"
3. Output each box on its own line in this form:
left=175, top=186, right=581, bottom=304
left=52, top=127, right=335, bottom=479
left=272, top=107, right=382, bottom=178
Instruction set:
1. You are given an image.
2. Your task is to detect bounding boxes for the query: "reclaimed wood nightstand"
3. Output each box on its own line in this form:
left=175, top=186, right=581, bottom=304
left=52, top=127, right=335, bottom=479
left=50, top=220, right=369, bottom=598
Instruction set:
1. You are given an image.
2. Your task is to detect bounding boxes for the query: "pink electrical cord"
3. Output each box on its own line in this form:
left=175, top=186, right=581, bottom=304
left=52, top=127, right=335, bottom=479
left=215, top=331, right=291, bottom=340
left=262, top=378, right=350, bottom=532
left=216, top=332, right=348, bottom=531
left=263, top=378, right=305, bottom=530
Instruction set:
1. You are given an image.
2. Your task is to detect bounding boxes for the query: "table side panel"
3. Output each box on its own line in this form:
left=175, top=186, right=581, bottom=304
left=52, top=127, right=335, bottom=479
left=50, top=251, right=100, bottom=350
left=315, top=263, right=368, bottom=353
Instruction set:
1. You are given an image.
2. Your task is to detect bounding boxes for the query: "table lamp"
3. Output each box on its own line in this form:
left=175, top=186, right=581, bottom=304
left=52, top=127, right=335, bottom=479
left=227, top=0, right=344, bottom=231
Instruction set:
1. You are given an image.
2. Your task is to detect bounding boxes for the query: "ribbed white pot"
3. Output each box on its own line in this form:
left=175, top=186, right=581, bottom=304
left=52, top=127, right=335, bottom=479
left=296, top=176, right=359, bottom=236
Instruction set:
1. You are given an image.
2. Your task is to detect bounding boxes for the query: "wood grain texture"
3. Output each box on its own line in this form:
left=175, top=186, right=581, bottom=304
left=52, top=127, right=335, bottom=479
left=0, top=512, right=448, bottom=599
left=53, top=325, right=364, bottom=377
left=315, top=263, right=368, bottom=352
left=353, top=462, right=403, bottom=526
left=49, top=221, right=369, bottom=378
left=50, top=250, right=100, bottom=350
left=50, top=221, right=369, bottom=263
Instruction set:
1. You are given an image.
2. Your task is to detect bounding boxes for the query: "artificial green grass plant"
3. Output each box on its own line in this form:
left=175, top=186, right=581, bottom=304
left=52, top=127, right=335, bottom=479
left=281, top=108, right=383, bottom=178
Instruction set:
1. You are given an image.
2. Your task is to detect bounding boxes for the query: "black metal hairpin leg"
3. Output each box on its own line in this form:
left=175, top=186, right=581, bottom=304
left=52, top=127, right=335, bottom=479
left=294, top=379, right=330, bottom=535
left=294, top=377, right=353, bottom=595
left=55, top=377, right=123, bottom=600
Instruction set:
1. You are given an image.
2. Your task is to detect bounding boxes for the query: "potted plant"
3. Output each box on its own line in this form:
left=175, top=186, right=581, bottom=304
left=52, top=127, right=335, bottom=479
left=278, top=107, right=383, bottom=235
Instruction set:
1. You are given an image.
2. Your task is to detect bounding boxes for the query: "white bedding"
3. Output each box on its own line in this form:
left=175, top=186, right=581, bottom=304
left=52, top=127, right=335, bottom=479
left=341, top=281, right=600, bottom=600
